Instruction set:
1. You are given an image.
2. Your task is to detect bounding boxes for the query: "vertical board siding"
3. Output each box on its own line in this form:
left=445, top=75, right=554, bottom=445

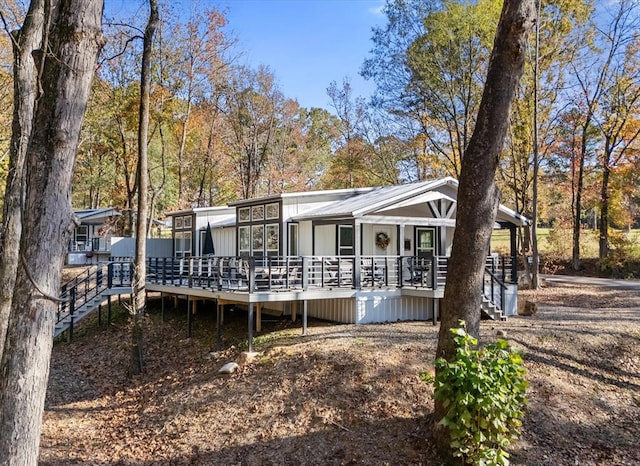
left=307, top=298, right=355, bottom=324
left=212, top=228, right=236, bottom=256
left=306, top=293, right=434, bottom=324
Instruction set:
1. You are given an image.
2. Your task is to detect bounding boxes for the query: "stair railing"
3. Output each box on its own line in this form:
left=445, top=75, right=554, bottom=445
left=483, top=264, right=507, bottom=312
left=56, top=263, right=112, bottom=340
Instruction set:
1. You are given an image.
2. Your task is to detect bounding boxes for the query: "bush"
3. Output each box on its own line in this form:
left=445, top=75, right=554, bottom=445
left=427, top=324, right=528, bottom=465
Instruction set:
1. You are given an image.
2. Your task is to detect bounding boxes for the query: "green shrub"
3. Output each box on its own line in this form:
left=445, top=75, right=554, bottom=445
left=429, top=324, right=528, bottom=465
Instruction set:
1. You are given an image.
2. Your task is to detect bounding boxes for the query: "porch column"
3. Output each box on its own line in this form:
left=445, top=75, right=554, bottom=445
left=509, top=225, right=517, bottom=284
left=354, top=219, right=362, bottom=288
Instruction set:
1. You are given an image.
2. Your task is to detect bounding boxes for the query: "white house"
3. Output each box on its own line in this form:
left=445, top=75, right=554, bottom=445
left=156, top=178, right=528, bottom=326
left=67, top=207, right=121, bottom=265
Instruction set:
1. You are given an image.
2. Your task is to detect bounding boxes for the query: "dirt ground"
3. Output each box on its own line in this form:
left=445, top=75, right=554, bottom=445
left=40, top=280, right=640, bottom=465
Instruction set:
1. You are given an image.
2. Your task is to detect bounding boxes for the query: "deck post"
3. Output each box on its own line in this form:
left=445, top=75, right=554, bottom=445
left=433, top=299, right=439, bottom=325
left=107, top=295, right=111, bottom=324
left=302, top=300, right=308, bottom=336
left=256, top=303, right=262, bottom=333
left=161, top=292, right=165, bottom=322
left=248, top=302, right=254, bottom=352
left=291, top=300, right=297, bottom=322
left=187, top=296, right=192, bottom=338
left=216, top=302, right=222, bottom=351
left=98, top=304, right=102, bottom=326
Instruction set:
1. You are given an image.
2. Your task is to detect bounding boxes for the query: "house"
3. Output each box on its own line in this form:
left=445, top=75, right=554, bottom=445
left=148, top=177, right=528, bottom=338
left=67, top=207, right=120, bottom=265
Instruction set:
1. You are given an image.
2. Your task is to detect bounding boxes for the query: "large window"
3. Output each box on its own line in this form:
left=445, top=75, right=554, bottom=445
left=75, top=225, right=88, bottom=244
left=174, top=214, right=193, bottom=257
left=239, top=226, right=250, bottom=257
left=338, top=225, right=354, bottom=256
left=237, top=202, right=281, bottom=257
left=175, top=231, right=192, bottom=257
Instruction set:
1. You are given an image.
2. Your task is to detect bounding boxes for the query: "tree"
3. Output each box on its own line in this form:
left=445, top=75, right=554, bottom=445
left=223, top=65, right=283, bottom=199
left=324, top=77, right=379, bottom=188
left=407, top=0, right=502, bottom=178
left=130, top=0, right=158, bottom=376
left=564, top=0, right=637, bottom=270
left=434, top=0, right=534, bottom=454
left=0, top=0, right=43, bottom=364
left=593, top=1, right=640, bottom=262
left=0, top=0, right=103, bottom=463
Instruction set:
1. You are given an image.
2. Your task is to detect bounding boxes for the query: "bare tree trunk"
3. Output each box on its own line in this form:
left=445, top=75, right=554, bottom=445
left=434, top=0, right=534, bottom=455
left=531, top=0, right=541, bottom=289
left=130, top=0, right=158, bottom=376
left=598, top=146, right=611, bottom=262
left=0, top=0, right=45, bottom=362
left=0, top=1, right=103, bottom=464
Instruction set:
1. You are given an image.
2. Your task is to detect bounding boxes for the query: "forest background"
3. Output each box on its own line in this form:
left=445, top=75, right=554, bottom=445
left=1, top=0, right=639, bottom=274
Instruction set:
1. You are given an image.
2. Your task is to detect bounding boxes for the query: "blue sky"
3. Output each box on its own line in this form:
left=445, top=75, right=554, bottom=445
left=105, top=0, right=387, bottom=109
left=216, top=0, right=386, bottom=109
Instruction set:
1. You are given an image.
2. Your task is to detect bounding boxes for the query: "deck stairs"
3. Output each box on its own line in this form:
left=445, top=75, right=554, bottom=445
left=481, top=260, right=509, bottom=321
left=481, top=297, right=505, bottom=321
left=55, top=262, right=132, bottom=339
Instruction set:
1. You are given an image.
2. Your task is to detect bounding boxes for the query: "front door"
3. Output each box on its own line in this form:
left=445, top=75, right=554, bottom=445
left=416, top=227, right=436, bottom=259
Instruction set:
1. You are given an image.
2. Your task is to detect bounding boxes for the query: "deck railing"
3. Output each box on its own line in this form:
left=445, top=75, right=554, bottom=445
left=144, top=255, right=466, bottom=293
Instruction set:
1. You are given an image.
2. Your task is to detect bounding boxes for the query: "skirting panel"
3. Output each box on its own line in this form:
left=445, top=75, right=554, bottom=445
left=305, top=292, right=434, bottom=324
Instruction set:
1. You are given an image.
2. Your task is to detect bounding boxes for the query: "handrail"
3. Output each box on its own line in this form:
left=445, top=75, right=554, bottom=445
left=57, top=261, right=133, bottom=340
left=483, top=266, right=508, bottom=311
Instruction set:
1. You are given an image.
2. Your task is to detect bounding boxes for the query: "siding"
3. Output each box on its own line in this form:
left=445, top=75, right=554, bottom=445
left=306, top=291, right=434, bottom=324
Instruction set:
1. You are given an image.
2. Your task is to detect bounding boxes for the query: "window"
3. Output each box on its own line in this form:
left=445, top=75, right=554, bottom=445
left=239, top=226, right=250, bottom=256
left=238, top=207, right=250, bottom=223
left=252, top=225, right=264, bottom=256
left=338, top=225, right=354, bottom=256
left=174, top=214, right=194, bottom=257
left=266, top=224, right=279, bottom=256
left=266, top=203, right=279, bottom=220
left=251, top=205, right=264, bottom=221
left=175, top=231, right=192, bottom=257
left=416, top=228, right=435, bottom=259
left=237, top=202, right=281, bottom=257
left=75, top=225, right=88, bottom=243
left=288, top=223, right=298, bottom=256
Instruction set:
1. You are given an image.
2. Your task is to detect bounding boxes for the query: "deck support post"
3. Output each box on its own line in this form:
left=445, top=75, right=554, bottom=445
left=291, top=301, right=297, bottom=322
left=187, top=296, right=193, bottom=338
left=161, top=292, right=165, bottom=322
left=216, top=302, right=222, bottom=351
left=107, top=295, right=112, bottom=325
left=433, top=299, right=439, bottom=325
left=248, top=303, right=254, bottom=352
left=98, top=304, right=102, bottom=326
left=302, top=300, right=308, bottom=336
left=256, top=303, right=262, bottom=333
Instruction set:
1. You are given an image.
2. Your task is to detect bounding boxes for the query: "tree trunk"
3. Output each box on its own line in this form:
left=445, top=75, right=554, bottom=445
left=572, top=144, right=586, bottom=271
left=0, top=1, right=103, bottom=464
left=434, top=0, right=534, bottom=456
left=0, top=0, right=45, bottom=361
left=598, top=147, right=611, bottom=262
left=130, top=0, right=159, bottom=376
